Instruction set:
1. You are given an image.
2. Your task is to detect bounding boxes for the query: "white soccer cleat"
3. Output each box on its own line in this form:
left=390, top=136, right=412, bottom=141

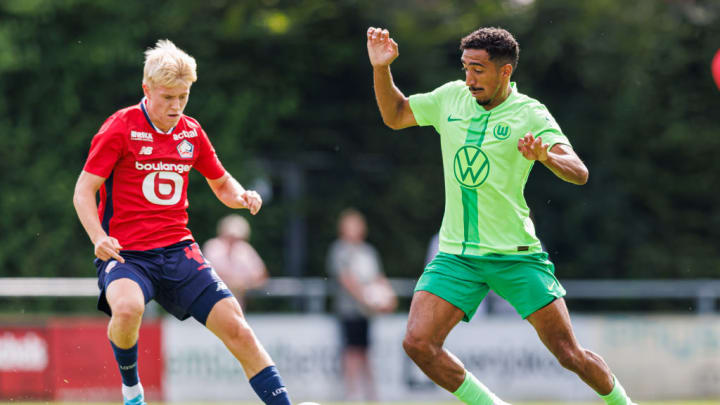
left=122, top=383, right=145, bottom=405
left=123, top=393, right=146, bottom=405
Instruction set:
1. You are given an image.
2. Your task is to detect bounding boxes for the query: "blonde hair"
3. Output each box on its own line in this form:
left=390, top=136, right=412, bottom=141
left=143, top=39, right=197, bottom=88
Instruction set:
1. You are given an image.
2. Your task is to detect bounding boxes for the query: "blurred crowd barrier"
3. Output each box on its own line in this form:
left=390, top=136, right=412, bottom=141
left=1, top=277, right=720, bottom=402
left=1, top=314, right=719, bottom=402
left=0, top=319, right=162, bottom=401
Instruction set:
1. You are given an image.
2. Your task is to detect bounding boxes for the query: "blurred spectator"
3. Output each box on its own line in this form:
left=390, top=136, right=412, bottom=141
left=326, top=208, right=396, bottom=401
left=203, top=214, right=268, bottom=307
left=424, top=232, right=440, bottom=267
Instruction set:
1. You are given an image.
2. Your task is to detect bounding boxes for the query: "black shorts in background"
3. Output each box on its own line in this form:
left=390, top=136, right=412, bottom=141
left=340, top=317, right=369, bottom=348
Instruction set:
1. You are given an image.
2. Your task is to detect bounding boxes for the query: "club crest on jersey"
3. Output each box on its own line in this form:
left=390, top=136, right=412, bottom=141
left=177, top=140, right=194, bottom=159
left=493, top=122, right=511, bottom=140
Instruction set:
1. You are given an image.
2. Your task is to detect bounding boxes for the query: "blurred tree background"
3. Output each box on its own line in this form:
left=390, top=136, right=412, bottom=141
left=1, top=0, right=720, bottom=292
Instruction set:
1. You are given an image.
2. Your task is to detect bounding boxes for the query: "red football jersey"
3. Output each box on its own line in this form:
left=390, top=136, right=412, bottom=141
left=83, top=99, right=226, bottom=250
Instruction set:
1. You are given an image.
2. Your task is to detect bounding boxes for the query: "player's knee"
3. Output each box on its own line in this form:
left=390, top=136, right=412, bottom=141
left=110, top=297, right=145, bottom=324
left=221, top=317, right=256, bottom=346
left=402, top=333, right=434, bottom=363
left=553, top=343, right=583, bottom=372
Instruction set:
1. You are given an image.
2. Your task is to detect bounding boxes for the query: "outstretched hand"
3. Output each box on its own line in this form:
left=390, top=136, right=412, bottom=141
left=517, top=132, right=549, bottom=162
left=367, top=27, right=399, bottom=67
left=240, top=190, right=262, bottom=215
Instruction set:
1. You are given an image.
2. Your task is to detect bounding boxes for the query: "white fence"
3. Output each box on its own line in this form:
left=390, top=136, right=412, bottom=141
left=1, top=277, right=719, bottom=313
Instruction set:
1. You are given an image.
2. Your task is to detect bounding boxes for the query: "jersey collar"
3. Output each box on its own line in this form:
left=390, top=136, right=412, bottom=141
left=140, top=97, right=176, bottom=134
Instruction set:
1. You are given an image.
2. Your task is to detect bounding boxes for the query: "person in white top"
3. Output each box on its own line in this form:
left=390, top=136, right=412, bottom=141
left=203, top=214, right=268, bottom=307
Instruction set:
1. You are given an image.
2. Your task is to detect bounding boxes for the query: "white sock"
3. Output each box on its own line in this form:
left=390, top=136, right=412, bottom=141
left=122, top=382, right=143, bottom=399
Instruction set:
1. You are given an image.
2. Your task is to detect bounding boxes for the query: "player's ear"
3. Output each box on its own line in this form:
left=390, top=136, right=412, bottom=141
left=142, top=83, right=150, bottom=98
left=501, top=64, right=513, bottom=79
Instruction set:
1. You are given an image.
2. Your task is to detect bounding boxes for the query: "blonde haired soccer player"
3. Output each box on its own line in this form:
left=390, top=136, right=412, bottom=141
left=367, top=26, right=637, bottom=405
left=73, top=40, right=292, bottom=405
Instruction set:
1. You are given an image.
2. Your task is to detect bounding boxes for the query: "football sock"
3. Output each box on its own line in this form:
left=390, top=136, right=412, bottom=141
left=249, top=365, right=291, bottom=405
left=110, top=340, right=139, bottom=387
left=598, top=375, right=634, bottom=405
left=453, top=370, right=509, bottom=405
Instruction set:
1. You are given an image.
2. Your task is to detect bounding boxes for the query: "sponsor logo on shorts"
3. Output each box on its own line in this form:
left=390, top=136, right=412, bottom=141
left=135, top=160, right=192, bottom=174
left=105, top=260, right=118, bottom=274
left=177, top=140, right=194, bottom=159
left=130, top=131, right=153, bottom=142
left=173, top=129, right=198, bottom=141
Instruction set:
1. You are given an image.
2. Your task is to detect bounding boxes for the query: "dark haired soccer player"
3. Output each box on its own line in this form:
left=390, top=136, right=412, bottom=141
left=73, top=40, right=292, bottom=405
left=367, top=26, right=637, bottom=405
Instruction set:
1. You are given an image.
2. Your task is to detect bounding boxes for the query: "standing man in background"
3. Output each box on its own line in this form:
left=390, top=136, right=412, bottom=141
left=366, top=26, right=636, bottom=405
left=326, top=208, right=396, bottom=401
left=73, top=39, right=292, bottom=405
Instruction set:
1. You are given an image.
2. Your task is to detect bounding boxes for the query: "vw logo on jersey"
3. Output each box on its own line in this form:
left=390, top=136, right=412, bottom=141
left=493, top=122, right=511, bottom=140
left=177, top=139, right=194, bottom=159
left=453, top=145, right=490, bottom=188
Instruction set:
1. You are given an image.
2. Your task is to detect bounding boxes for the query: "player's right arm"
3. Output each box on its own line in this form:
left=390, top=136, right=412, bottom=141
left=73, top=170, right=125, bottom=263
left=367, top=27, right=417, bottom=130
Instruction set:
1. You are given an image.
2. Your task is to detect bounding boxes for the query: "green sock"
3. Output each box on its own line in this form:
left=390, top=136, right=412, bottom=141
left=452, top=371, right=508, bottom=405
left=598, top=376, right=634, bottom=405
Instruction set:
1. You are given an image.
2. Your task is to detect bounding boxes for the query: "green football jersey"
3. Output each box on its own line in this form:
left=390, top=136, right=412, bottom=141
left=409, top=80, right=570, bottom=256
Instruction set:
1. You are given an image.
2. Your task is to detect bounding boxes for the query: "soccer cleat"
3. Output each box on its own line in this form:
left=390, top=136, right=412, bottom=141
left=123, top=393, right=146, bottom=405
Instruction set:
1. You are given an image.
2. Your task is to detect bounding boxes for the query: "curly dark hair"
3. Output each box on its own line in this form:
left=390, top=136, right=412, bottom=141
left=460, top=27, right=519, bottom=71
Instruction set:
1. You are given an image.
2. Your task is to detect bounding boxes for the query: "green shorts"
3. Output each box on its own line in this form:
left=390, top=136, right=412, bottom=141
left=415, top=251, right=566, bottom=321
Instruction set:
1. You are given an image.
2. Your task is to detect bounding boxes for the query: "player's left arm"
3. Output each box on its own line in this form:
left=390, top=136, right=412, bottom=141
left=206, top=172, right=262, bottom=215
left=517, top=132, right=589, bottom=185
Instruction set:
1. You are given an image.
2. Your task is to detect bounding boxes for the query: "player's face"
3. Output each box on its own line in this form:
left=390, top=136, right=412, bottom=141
left=461, top=49, right=511, bottom=107
left=142, top=82, right=191, bottom=132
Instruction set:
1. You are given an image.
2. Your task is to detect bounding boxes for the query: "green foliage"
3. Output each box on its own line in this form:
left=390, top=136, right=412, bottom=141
left=1, top=0, right=719, bottom=283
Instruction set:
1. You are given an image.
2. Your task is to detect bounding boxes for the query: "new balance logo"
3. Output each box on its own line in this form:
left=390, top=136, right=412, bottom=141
left=138, top=146, right=153, bottom=155
left=130, top=131, right=153, bottom=142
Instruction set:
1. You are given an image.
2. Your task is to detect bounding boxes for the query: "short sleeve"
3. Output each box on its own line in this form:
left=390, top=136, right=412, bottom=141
left=193, top=128, right=226, bottom=180
left=83, top=115, right=125, bottom=178
left=326, top=241, right=343, bottom=276
left=528, top=104, right=571, bottom=149
left=408, top=82, right=456, bottom=127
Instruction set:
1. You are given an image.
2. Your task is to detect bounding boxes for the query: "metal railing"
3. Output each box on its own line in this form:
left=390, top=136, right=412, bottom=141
left=1, top=277, right=718, bottom=313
